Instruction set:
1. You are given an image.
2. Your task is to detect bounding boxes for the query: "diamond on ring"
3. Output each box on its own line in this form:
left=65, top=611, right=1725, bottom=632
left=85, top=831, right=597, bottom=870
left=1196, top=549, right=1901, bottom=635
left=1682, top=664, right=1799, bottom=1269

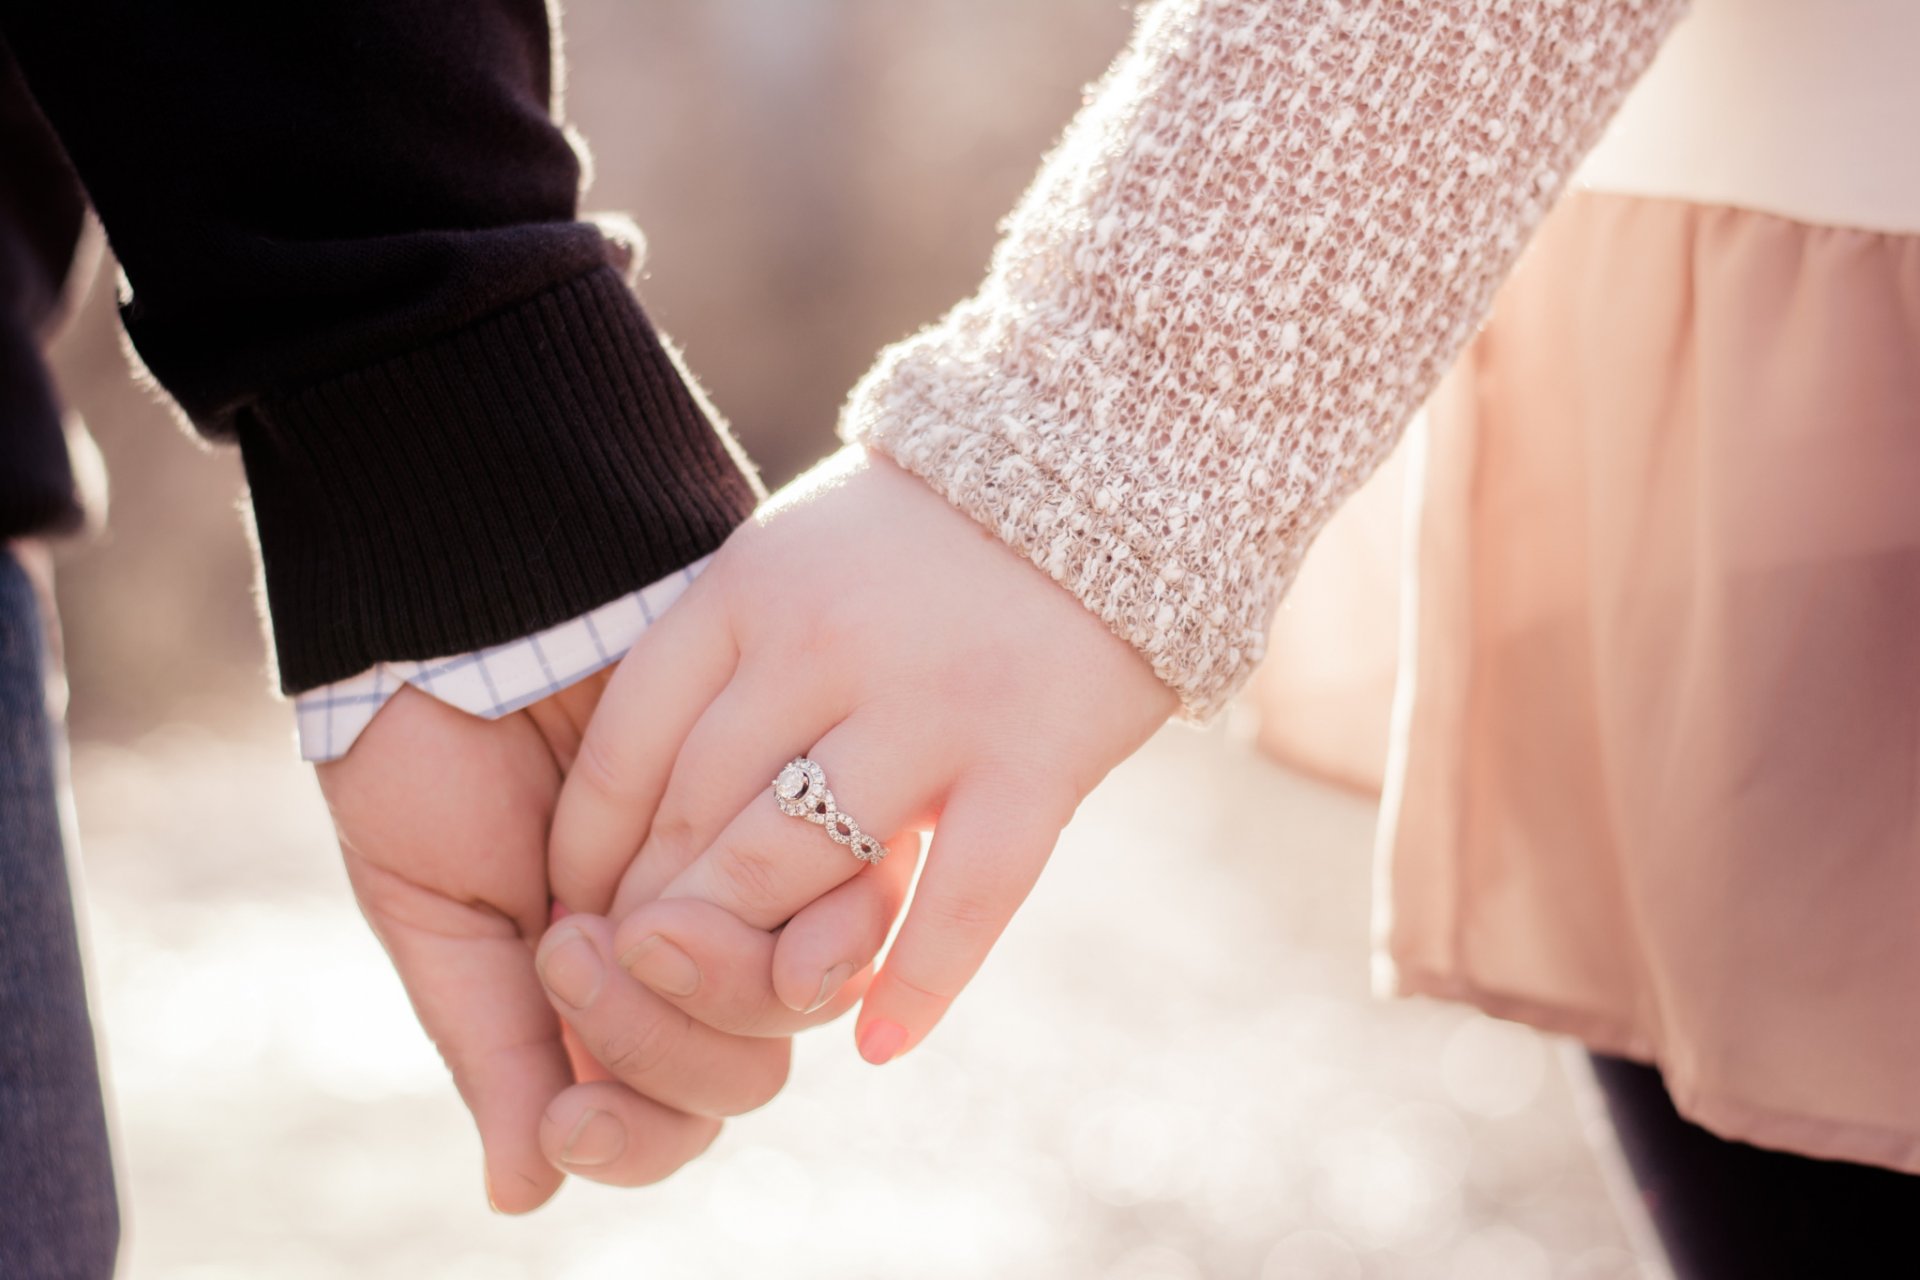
left=772, top=756, right=886, bottom=863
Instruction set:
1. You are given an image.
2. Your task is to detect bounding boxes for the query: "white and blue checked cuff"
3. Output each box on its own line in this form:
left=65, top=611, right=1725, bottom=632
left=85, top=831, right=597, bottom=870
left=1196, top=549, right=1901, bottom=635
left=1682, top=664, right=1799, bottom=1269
left=293, top=556, right=711, bottom=763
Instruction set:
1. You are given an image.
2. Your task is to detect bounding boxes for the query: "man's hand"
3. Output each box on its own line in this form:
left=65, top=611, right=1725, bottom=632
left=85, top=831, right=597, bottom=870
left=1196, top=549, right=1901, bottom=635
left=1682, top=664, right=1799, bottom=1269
left=317, top=676, right=797, bottom=1211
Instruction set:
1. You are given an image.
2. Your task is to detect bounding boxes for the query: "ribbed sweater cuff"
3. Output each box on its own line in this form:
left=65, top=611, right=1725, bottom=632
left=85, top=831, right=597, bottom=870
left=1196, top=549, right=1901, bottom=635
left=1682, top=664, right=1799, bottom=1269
left=238, top=267, right=759, bottom=694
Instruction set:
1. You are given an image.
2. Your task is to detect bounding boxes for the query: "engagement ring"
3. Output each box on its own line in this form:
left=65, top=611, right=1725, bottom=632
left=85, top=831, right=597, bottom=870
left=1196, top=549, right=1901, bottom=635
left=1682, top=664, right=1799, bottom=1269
left=773, top=756, right=887, bottom=863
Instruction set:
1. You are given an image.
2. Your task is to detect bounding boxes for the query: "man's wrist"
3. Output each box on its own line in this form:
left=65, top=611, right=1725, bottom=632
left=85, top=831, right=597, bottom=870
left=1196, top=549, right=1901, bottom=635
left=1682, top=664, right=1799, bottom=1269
left=243, top=267, right=758, bottom=696
left=294, top=555, right=710, bottom=762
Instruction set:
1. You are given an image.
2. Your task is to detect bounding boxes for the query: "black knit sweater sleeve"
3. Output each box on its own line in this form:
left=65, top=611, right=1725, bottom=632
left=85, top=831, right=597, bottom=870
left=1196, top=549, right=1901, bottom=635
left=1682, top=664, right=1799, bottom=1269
left=0, top=2, right=760, bottom=691
left=0, top=38, right=88, bottom=542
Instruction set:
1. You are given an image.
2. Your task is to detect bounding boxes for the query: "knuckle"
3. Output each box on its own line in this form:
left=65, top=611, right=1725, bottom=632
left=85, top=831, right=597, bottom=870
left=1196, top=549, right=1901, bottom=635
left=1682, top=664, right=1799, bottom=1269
left=644, top=814, right=698, bottom=870
left=707, top=979, right=778, bottom=1038
left=599, top=1008, right=688, bottom=1081
left=792, top=604, right=845, bottom=662
left=436, top=1039, right=487, bottom=1087
left=729, top=1041, right=793, bottom=1117
left=861, top=870, right=912, bottom=938
left=918, top=889, right=1004, bottom=938
left=887, top=965, right=962, bottom=1005
left=708, top=844, right=787, bottom=916
left=575, top=730, right=640, bottom=800
left=637, top=1117, right=726, bottom=1186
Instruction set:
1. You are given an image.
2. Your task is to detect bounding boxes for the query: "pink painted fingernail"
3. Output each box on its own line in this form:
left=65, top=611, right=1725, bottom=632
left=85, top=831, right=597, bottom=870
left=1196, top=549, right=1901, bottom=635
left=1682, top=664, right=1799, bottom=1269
left=561, top=1109, right=627, bottom=1168
left=858, top=1019, right=908, bottom=1065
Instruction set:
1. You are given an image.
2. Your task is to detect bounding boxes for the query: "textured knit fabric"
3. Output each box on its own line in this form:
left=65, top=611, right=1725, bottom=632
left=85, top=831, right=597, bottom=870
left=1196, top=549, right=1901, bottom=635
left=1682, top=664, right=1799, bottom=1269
left=0, top=3, right=759, bottom=690
left=842, top=0, right=1687, bottom=720
left=0, top=549, right=119, bottom=1279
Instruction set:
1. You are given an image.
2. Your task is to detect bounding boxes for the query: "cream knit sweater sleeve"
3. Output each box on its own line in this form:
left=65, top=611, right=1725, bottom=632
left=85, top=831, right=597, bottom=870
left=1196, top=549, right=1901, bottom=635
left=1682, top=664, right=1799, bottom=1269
left=840, top=0, right=1686, bottom=719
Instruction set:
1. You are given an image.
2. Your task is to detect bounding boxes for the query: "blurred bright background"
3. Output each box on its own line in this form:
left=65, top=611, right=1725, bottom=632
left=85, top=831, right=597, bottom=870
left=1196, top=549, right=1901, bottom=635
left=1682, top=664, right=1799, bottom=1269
left=45, top=3, right=1656, bottom=1276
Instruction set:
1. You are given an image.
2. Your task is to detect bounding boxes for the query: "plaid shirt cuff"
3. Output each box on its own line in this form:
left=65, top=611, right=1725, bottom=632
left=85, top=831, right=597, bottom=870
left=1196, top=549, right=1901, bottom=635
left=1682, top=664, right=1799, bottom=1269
left=293, top=556, right=710, bottom=763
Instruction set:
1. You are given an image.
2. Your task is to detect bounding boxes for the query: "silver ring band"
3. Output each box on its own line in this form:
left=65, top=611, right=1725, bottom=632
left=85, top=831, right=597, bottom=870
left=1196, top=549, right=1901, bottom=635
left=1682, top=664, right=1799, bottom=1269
left=773, top=757, right=887, bottom=863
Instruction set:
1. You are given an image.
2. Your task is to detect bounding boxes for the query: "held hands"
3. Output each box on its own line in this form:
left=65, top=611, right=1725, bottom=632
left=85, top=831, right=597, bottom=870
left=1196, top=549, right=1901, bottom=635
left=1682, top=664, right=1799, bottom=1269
left=540, top=447, right=1175, bottom=1144
left=315, top=676, right=855, bottom=1211
left=319, top=446, right=1174, bottom=1206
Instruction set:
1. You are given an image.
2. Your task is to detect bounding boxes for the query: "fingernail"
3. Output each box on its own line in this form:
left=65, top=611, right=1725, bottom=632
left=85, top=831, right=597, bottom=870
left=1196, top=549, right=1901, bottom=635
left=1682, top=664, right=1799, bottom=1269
left=561, top=1109, right=627, bottom=1168
left=621, top=934, right=701, bottom=998
left=858, top=1018, right=908, bottom=1065
left=803, top=962, right=857, bottom=1014
left=538, top=932, right=604, bottom=1010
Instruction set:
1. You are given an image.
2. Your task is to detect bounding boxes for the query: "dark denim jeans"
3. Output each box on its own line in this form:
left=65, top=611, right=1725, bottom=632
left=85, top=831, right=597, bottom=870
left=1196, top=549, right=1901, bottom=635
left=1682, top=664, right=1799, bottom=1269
left=0, top=549, right=119, bottom=1278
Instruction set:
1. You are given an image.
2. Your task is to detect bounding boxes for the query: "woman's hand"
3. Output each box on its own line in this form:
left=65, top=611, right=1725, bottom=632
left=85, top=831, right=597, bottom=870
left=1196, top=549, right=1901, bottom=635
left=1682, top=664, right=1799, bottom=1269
left=548, top=447, right=1177, bottom=1069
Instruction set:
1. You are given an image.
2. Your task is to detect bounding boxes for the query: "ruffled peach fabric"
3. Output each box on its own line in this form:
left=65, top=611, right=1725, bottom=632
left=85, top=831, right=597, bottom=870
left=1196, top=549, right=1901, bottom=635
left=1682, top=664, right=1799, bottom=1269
left=1258, top=190, right=1920, bottom=1173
